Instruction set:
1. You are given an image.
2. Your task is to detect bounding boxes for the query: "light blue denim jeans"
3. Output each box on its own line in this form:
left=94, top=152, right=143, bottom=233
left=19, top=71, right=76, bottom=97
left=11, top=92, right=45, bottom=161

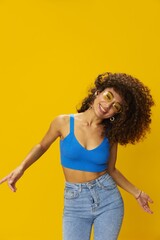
left=63, top=172, right=124, bottom=240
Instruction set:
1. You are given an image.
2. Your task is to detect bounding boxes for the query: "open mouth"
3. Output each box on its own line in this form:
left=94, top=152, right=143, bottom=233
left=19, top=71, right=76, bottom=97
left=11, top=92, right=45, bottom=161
left=99, top=104, right=108, bottom=114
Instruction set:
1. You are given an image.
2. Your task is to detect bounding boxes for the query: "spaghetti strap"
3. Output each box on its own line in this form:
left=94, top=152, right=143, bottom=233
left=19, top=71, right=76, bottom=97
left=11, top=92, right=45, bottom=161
left=69, top=114, right=74, bottom=135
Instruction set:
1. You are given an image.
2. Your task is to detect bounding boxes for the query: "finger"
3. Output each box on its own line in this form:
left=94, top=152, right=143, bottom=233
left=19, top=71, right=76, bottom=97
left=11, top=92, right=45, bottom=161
left=148, top=197, right=154, bottom=203
left=8, top=180, right=17, bottom=192
left=143, top=205, right=153, bottom=214
left=0, top=175, right=10, bottom=184
left=9, top=184, right=16, bottom=192
left=145, top=208, right=153, bottom=214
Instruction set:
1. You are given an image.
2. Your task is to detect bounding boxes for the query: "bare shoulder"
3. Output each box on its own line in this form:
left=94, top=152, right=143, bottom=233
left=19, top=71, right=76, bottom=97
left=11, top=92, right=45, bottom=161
left=51, top=114, right=70, bottom=135
left=53, top=114, right=70, bottom=125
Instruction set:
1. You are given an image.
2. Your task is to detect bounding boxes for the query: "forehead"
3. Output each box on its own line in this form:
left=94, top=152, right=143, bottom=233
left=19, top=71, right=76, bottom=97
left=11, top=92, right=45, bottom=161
left=102, top=87, right=123, bottom=103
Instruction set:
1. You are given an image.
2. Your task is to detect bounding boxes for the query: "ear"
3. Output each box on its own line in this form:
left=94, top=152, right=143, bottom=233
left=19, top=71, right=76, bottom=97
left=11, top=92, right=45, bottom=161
left=95, top=90, right=100, bottom=96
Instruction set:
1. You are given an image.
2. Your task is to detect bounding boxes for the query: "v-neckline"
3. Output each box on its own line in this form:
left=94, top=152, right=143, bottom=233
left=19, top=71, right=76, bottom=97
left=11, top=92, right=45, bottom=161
left=73, top=134, right=107, bottom=151
left=72, top=114, right=107, bottom=151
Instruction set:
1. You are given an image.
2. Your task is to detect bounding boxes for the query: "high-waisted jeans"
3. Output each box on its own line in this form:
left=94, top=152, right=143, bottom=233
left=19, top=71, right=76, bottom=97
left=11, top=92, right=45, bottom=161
left=63, top=172, right=124, bottom=240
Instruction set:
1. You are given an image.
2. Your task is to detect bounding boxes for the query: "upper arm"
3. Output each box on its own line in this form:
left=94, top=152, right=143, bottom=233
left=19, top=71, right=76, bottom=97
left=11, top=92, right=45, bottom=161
left=107, top=143, right=118, bottom=174
left=39, top=115, right=64, bottom=151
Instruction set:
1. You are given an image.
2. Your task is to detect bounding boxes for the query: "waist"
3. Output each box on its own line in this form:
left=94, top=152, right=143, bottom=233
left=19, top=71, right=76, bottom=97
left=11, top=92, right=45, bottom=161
left=64, top=170, right=110, bottom=187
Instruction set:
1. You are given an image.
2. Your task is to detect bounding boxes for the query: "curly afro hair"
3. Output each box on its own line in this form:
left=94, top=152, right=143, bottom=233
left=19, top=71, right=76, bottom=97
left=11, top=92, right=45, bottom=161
left=76, top=72, right=155, bottom=145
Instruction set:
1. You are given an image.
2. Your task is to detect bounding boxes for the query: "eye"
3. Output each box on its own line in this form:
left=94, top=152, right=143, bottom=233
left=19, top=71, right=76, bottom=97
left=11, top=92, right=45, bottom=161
left=103, top=91, right=113, bottom=101
left=113, top=103, right=122, bottom=112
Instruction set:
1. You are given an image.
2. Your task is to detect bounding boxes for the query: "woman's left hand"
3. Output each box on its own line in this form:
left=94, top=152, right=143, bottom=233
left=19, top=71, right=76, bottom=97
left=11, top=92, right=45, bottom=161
left=135, top=191, right=154, bottom=214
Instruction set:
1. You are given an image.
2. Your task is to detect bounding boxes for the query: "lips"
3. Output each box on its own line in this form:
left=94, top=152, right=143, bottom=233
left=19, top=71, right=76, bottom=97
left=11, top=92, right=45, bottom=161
left=99, top=104, right=108, bottom=114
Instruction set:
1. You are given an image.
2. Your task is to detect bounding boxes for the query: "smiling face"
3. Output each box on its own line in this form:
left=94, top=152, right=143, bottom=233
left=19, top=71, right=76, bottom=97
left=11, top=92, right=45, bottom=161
left=92, top=88, right=123, bottom=119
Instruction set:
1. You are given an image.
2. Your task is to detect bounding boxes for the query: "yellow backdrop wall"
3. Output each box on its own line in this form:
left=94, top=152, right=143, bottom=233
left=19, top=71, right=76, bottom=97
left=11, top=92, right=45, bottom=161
left=0, top=0, right=159, bottom=239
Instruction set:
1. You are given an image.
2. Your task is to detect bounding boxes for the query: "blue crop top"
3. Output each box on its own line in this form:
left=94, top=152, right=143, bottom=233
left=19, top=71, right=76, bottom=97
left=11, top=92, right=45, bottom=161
left=59, top=114, right=110, bottom=172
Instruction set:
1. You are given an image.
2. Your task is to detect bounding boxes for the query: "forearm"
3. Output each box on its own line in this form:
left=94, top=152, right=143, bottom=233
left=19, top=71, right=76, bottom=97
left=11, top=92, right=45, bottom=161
left=109, top=168, right=141, bottom=198
left=19, top=144, right=46, bottom=172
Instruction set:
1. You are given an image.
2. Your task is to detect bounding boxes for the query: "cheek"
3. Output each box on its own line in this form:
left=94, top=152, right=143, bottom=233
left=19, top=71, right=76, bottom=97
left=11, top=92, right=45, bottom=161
left=93, top=98, right=99, bottom=107
left=93, top=98, right=98, bottom=106
left=95, top=96, right=103, bottom=105
left=92, top=99, right=101, bottom=113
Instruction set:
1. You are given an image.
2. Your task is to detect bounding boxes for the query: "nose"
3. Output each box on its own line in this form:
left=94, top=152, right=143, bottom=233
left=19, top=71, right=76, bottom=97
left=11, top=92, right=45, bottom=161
left=102, top=102, right=113, bottom=111
left=107, top=102, right=113, bottom=110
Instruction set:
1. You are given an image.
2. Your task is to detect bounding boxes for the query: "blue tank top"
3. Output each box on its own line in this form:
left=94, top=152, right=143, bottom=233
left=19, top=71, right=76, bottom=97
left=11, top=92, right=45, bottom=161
left=60, top=114, right=110, bottom=172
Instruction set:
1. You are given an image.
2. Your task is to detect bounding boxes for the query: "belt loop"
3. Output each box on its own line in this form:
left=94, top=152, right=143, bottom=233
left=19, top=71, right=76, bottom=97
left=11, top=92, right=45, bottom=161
left=79, top=184, right=82, bottom=192
left=96, top=179, right=102, bottom=188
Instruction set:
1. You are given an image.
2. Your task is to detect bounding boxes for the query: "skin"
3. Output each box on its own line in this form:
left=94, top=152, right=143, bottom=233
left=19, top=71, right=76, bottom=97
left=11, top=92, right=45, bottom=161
left=0, top=88, right=153, bottom=214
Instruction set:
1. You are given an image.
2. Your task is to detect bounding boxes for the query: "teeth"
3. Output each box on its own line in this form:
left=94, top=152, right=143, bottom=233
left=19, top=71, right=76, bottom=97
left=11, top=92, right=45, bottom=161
left=99, top=104, right=107, bottom=113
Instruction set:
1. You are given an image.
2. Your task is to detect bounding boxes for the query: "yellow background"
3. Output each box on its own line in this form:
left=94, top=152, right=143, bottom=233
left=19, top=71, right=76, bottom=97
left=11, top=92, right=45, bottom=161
left=0, top=0, right=160, bottom=239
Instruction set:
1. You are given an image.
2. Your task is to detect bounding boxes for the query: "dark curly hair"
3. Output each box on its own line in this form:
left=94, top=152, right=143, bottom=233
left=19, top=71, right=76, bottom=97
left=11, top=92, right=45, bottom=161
left=76, top=72, right=155, bottom=145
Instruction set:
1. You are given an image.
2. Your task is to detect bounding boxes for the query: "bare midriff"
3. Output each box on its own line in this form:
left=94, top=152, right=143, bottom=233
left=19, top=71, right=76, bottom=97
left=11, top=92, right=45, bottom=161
left=62, top=167, right=108, bottom=183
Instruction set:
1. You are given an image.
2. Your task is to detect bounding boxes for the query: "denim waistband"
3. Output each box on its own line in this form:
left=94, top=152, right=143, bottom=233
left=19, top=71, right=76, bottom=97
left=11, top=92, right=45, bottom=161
left=65, top=172, right=111, bottom=189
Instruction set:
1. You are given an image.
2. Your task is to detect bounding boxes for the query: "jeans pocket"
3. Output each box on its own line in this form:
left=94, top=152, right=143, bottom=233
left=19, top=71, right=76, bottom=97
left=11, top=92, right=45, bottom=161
left=100, top=175, right=117, bottom=190
left=64, top=188, right=79, bottom=199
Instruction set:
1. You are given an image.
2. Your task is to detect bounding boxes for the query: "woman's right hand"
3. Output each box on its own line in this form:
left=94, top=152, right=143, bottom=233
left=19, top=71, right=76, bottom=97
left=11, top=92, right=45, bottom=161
left=0, top=166, right=24, bottom=192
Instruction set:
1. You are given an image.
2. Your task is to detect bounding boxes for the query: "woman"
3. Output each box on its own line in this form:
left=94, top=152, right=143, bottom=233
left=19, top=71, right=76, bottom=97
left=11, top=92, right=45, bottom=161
left=0, top=72, right=154, bottom=240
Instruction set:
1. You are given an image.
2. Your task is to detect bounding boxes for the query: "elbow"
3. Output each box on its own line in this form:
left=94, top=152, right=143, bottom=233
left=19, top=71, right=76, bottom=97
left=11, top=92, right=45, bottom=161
left=38, top=143, right=48, bottom=153
left=107, top=167, right=116, bottom=177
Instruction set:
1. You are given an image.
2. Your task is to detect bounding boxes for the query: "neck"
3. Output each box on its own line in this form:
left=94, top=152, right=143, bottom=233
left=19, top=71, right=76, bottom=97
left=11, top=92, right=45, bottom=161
left=80, top=108, right=103, bottom=127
